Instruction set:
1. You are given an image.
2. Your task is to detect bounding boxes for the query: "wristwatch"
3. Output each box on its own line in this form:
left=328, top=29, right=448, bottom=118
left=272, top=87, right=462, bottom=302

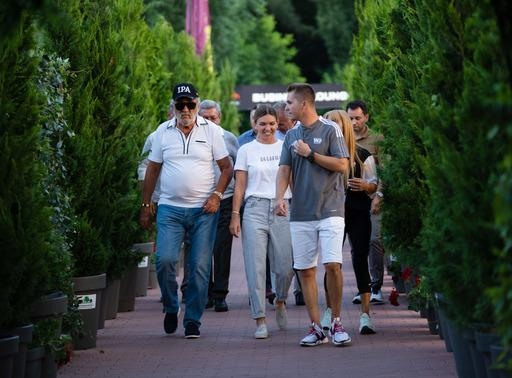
left=375, top=191, right=384, bottom=198
left=306, top=150, right=315, bottom=163
left=213, top=190, right=224, bottom=200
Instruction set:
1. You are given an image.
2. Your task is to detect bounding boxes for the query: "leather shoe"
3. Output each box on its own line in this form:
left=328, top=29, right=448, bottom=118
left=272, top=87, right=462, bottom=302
left=295, top=291, right=305, bottom=306
left=164, top=312, right=178, bottom=334
left=214, top=298, right=228, bottom=312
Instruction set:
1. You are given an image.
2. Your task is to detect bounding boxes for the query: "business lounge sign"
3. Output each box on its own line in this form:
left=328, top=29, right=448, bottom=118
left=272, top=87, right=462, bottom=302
left=233, top=84, right=349, bottom=110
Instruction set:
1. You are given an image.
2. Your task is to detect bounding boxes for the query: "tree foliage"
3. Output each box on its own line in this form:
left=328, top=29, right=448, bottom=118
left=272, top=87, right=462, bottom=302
left=0, top=15, right=54, bottom=327
left=344, top=0, right=511, bottom=340
left=269, top=0, right=356, bottom=82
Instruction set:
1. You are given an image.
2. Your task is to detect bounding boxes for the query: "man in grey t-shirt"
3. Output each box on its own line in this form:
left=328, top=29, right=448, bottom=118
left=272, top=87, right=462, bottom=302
left=276, top=83, right=351, bottom=347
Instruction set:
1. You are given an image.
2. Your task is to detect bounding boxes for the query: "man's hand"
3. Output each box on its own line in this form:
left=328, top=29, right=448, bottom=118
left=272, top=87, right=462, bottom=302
left=292, top=139, right=311, bottom=157
left=203, top=194, right=221, bottom=213
left=139, top=207, right=153, bottom=229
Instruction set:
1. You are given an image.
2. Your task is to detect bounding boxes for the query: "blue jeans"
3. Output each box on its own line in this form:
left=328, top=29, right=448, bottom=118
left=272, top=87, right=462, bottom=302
left=156, top=204, right=218, bottom=327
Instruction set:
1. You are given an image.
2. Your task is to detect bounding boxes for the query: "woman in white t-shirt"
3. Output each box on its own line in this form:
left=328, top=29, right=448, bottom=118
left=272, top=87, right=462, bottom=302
left=229, top=104, right=294, bottom=339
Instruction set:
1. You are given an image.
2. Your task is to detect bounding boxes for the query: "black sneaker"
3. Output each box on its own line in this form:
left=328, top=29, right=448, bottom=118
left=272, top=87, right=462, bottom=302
left=266, top=291, right=276, bottom=306
left=205, top=298, right=214, bottom=309
left=164, top=312, right=178, bottom=334
left=214, top=298, right=228, bottom=312
left=184, top=322, right=200, bottom=339
left=295, top=291, right=305, bottom=306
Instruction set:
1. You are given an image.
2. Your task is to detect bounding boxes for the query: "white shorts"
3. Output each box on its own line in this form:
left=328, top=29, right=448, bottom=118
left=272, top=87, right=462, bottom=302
left=290, top=216, right=345, bottom=270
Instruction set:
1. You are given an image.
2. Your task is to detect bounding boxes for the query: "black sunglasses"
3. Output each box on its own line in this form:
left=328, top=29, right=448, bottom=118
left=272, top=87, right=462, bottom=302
left=175, top=101, right=197, bottom=111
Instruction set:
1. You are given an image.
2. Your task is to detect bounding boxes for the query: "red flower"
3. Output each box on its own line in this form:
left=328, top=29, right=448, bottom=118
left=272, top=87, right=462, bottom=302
left=414, top=275, right=421, bottom=288
left=389, top=288, right=400, bottom=306
left=401, top=266, right=413, bottom=282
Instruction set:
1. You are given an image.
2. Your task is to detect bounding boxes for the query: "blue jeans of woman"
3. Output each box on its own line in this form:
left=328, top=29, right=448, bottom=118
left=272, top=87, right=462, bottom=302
left=242, top=197, right=294, bottom=319
left=156, top=204, right=218, bottom=327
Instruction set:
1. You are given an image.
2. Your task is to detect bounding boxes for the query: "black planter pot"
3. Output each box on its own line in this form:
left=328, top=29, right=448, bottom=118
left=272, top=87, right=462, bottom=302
left=30, top=292, right=68, bottom=378
left=490, top=344, right=512, bottom=378
left=424, top=307, right=439, bottom=335
left=462, top=326, right=488, bottom=378
left=118, top=266, right=138, bottom=313
left=0, top=335, right=19, bottom=378
left=30, top=292, right=68, bottom=339
left=104, top=279, right=121, bottom=320
left=31, top=293, right=68, bottom=321
left=444, top=317, right=477, bottom=378
left=476, top=330, right=501, bottom=378
left=24, top=347, right=44, bottom=378
left=435, top=303, right=453, bottom=352
left=133, top=242, right=154, bottom=297
left=0, top=324, right=33, bottom=378
left=72, top=273, right=107, bottom=350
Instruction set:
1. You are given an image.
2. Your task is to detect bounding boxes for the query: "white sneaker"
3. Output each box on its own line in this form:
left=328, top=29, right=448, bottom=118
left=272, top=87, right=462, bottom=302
left=370, top=290, right=384, bottom=304
left=254, top=324, right=268, bottom=339
left=359, top=313, right=376, bottom=335
left=300, top=323, right=328, bottom=347
left=320, top=308, right=332, bottom=331
left=330, top=318, right=351, bottom=346
left=276, top=305, right=287, bottom=330
left=352, top=293, right=361, bottom=304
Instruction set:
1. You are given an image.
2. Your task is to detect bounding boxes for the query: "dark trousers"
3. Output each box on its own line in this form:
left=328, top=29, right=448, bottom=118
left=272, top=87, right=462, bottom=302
left=208, top=197, right=234, bottom=300
left=345, top=207, right=372, bottom=294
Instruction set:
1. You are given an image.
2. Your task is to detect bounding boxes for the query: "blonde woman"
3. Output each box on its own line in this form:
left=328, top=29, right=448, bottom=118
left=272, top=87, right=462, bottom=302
left=323, top=109, right=378, bottom=335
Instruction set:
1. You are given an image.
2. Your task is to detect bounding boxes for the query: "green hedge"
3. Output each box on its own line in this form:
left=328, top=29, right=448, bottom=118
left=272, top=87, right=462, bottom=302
left=0, top=15, right=54, bottom=327
left=344, top=0, right=511, bottom=336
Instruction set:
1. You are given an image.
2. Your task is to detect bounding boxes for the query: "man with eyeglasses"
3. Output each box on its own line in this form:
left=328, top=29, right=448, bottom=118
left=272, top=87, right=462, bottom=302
left=140, top=83, right=233, bottom=339
left=198, top=99, right=239, bottom=312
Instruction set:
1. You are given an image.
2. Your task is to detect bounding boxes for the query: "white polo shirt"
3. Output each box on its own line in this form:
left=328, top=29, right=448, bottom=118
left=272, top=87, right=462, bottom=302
left=149, top=116, right=229, bottom=208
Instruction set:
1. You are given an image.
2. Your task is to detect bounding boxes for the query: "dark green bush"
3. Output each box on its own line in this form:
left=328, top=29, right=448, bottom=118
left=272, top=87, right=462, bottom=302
left=344, top=0, right=509, bottom=330
left=0, top=16, right=54, bottom=328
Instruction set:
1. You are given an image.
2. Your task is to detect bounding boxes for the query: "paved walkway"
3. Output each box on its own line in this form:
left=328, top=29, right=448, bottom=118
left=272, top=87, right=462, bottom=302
left=58, top=238, right=456, bottom=378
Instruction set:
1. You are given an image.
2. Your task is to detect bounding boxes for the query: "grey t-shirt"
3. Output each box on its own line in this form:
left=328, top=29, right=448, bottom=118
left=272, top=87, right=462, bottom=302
left=279, top=117, right=349, bottom=221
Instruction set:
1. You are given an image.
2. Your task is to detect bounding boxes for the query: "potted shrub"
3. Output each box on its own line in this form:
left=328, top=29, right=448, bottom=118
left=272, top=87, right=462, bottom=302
left=0, top=15, right=60, bottom=378
left=406, top=276, right=437, bottom=335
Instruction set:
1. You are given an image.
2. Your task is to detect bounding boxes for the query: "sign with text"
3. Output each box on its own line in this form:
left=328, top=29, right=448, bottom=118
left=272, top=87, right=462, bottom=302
left=233, top=84, right=349, bottom=110
left=76, top=294, right=97, bottom=310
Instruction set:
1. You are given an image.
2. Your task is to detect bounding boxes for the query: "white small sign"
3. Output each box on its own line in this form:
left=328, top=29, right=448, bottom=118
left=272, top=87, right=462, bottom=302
left=76, top=294, right=97, bottom=310
left=138, top=255, right=149, bottom=268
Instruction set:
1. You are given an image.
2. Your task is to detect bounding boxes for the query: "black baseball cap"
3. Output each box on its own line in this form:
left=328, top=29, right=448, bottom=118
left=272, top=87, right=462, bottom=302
left=172, top=83, right=199, bottom=101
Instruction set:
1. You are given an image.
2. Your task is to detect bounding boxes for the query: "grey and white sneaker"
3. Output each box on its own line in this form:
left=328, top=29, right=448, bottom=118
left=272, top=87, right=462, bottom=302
left=352, top=293, right=361, bottom=304
left=254, top=324, right=268, bottom=339
left=300, top=323, right=328, bottom=347
left=370, top=289, right=384, bottom=304
left=330, top=318, right=351, bottom=346
left=359, top=313, right=376, bottom=335
left=276, top=305, right=287, bottom=330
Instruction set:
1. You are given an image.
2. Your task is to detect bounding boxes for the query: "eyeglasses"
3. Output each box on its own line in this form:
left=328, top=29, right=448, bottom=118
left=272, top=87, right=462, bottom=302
left=175, top=101, right=197, bottom=111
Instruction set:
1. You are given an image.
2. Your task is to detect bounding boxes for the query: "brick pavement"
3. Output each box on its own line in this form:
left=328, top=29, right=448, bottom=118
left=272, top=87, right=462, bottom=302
left=58, top=237, right=456, bottom=378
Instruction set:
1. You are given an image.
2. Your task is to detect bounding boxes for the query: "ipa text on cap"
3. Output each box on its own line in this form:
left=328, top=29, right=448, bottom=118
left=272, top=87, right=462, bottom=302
left=173, top=83, right=199, bottom=100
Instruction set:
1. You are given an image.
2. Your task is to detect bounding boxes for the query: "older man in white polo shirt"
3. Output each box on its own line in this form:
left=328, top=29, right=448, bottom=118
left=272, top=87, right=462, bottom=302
left=140, top=83, right=233, bottom=339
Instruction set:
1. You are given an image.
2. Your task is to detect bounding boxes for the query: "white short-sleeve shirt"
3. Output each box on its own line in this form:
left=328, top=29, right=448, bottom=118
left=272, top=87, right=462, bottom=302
left=149, top=116, right=229, bottom=207
left=235, top=139, right=291, bottom=200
